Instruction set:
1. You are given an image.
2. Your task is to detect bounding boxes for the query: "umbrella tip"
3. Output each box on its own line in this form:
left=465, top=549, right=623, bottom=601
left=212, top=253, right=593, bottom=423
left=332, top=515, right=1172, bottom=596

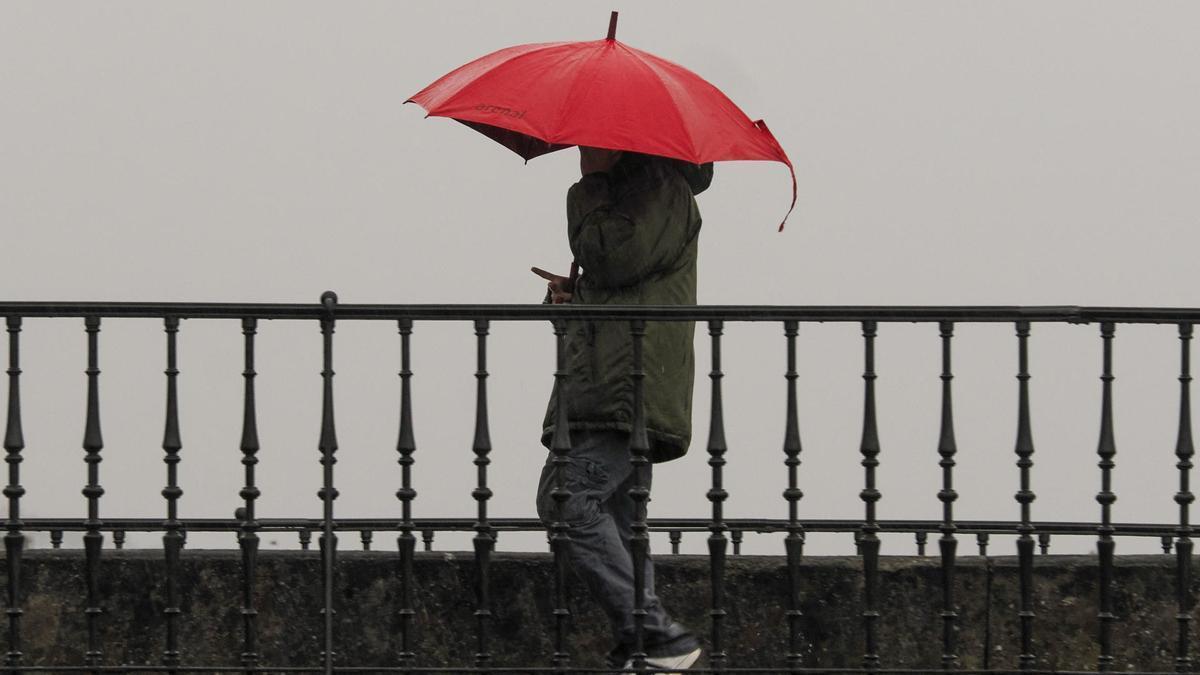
left=606, top=11, right=618, bottom=40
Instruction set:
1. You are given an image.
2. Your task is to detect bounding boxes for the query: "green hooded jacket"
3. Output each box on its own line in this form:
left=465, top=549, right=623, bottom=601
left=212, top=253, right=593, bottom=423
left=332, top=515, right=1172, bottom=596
left=541, top=152, right=714, bottom=463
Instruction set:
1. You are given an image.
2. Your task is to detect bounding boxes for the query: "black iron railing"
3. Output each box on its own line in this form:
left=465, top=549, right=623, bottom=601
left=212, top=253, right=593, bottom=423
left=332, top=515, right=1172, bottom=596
left=1, top=296, right=1198, bottom=673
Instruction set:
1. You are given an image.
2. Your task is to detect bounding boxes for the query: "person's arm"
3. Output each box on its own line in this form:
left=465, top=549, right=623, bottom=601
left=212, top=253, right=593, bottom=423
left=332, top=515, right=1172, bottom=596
left=566, top=168, right=694, bottom=289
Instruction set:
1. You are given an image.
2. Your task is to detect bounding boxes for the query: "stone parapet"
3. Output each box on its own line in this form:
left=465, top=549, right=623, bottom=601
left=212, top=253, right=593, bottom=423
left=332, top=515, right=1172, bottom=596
left=0, top=550, right=1190, bottom=670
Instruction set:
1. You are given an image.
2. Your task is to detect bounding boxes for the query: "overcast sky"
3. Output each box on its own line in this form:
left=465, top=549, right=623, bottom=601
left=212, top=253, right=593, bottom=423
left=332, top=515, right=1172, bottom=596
left=1, top=1, right=1198, bottom=555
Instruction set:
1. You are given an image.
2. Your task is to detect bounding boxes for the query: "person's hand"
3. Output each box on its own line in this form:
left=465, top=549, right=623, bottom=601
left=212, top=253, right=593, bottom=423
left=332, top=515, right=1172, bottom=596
left=579, top=146, right=623, bottom=176
left=531, top=266, right=574, bottom=304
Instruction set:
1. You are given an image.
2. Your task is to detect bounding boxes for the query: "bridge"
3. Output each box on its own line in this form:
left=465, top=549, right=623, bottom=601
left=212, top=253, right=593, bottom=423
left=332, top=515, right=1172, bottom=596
left=2, top=296, right=1197, bottom=673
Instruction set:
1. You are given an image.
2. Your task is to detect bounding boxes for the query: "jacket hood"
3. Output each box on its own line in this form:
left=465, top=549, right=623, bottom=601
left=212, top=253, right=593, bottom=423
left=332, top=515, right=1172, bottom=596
left=672, top=159, right=714, bottom=196
left=617, top=152, right=713, bottom=196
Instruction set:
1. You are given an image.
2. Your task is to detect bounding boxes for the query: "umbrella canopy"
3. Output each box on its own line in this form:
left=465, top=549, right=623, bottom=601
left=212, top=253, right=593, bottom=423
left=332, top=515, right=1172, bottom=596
left=407, top=12, right=796, bottom=229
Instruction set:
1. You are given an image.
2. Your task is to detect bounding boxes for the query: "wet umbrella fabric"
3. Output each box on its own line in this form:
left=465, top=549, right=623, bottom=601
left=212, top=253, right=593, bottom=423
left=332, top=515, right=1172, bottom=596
left=406, top=18, right=796, bottom=229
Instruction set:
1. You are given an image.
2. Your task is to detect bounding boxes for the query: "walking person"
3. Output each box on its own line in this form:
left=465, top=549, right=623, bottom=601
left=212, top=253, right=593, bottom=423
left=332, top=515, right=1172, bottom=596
left=534, top=145, right=713, bottom=672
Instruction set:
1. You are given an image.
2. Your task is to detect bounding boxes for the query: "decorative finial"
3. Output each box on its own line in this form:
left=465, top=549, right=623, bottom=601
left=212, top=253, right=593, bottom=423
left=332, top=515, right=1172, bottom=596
left=320, top=291, right=338, bottom=315
left=606, top=11, right=618, bottom=40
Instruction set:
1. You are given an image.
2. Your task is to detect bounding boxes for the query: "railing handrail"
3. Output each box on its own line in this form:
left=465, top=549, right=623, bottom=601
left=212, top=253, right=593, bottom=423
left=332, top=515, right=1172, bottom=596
left=2, top=300, right=1199, bottom=323
left=11, top=516, right=1183, bottom=537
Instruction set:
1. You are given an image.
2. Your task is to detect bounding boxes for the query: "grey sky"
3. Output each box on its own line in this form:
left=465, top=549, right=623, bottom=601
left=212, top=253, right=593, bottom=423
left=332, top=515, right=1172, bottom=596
left=1, top=1, right=1197, bottom=555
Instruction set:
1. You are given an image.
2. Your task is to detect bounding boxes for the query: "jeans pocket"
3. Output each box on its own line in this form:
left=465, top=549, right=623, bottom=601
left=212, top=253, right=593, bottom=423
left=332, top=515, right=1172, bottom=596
left=537, top=455, right=610, bottom=524
left=565, top=456, right=608, bottom=493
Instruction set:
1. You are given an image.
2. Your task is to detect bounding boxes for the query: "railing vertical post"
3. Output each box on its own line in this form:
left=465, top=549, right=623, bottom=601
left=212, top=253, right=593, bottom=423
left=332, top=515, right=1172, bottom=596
left=1014, top=321, right=1037, bottom=671
left=1175, top=322, right=1194, bottom=673
left=628, top=319, right=651, bottom=671
left=471, top=318, right=494, bottom=672
left=81, top=316, right=105, bottom=673
left=550, top=319, right=573, bottom=673
left=859, top=320, right=881, bottom=672
left=706, top=320, right=729, bottom=673
left=4, top=317, right=25, bottom=672
left=937, top=321, right=958, bottom=669
left=160, top=317, right=183, bottom=669
left=782, top=320, right=805, bottom=672
left=395, top=318, right=417, bottom=672
left=317, top=292, right=339, bottom=675
left=1096, top=322, right=1117, bottom=672
left=238, top=317, right=261, bottom=673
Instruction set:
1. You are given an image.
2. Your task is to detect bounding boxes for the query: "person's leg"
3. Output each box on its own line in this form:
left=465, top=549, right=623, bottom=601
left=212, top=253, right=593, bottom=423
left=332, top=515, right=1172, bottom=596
left=535, top=430, right=644, bottom=644
left=604, top=449, right=700, bottom=667
left=604, top=454, right=673, bottom=639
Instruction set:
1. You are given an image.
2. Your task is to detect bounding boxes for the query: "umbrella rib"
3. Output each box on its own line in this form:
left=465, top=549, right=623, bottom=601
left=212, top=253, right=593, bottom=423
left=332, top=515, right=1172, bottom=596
left=548, top=41, right=614, bottom=148
left=407, top=43, right=543, bottom=108
left=412, top=41, right=575, bottom=144
left=621, top=43, right=788, bottom=165
left=614, top=42, right=701, bottom=161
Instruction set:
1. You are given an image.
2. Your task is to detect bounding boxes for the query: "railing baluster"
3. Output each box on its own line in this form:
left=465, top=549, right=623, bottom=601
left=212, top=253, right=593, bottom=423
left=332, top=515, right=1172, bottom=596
left=985, top=557, right=995, bottom=670
left=859, top=320, right=881, bottom=672
left=1096, top=322, right=1117, bottom=672
left=549, top=319, right=573, bottom=673
left=82, top=316, right=105, bottom=672
left=471, top=318, right=494, bottom=671
left=936, top=321, right=958, bottom=670
left=1175, top=322, right=1194, bottom=673
left=4, top=317, right=25, bottom=671
left=318, top=292, right=339, bottom=674
left=782, top=319, right=805, bottom=672
left=238, top=318, right=261, bottom=673
left=161, top=317, right=183, bottom=669
left=395, top=318, right=417, bottom=671
left=1014, top=321, right=1037, bottom=670
left=628, top=319, right=651, bottom=670
left=706, top=320, right=729, bottom=672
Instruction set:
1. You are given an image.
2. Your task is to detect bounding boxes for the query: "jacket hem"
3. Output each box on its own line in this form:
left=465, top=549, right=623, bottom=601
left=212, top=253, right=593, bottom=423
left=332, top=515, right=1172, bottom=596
left=541, top=422, right=688, bottom=464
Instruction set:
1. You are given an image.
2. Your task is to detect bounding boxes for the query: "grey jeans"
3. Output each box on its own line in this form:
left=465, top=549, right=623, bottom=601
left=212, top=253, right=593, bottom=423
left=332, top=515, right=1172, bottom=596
left=535, top=430, right=673, bottom=645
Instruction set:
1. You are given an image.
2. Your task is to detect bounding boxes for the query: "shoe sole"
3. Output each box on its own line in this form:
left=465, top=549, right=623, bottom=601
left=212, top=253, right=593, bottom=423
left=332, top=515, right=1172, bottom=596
left=623, top=646, right=702, bottom=673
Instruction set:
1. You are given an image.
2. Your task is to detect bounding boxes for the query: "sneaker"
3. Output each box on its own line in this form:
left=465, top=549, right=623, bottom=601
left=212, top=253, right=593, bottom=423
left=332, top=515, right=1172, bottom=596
left=622, top=646, right=702, bottom=672
left=611, top=622, right=702, bottom=673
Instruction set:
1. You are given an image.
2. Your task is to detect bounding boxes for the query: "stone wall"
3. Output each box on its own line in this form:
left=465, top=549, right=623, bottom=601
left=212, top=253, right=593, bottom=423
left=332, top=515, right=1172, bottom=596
left=1, top=549, right=1193, bottom=671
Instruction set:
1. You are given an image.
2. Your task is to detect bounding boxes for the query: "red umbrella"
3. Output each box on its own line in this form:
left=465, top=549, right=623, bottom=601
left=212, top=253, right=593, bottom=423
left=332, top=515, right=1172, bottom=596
left=407, top=12, right=796, bottom=229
